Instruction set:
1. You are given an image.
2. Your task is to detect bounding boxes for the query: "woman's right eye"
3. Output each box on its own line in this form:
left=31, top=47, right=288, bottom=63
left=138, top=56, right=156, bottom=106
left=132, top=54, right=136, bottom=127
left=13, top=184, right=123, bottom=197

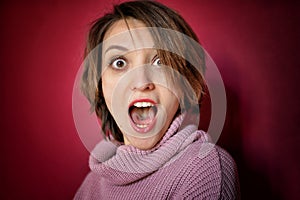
left=110, top=58, right=127, bottom=69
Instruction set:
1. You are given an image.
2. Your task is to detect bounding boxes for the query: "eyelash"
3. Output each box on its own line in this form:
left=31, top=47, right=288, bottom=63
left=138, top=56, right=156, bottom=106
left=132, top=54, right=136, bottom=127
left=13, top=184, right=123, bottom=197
left=152, top=56, right=162, bottom=66
left=109, top=56, right=127, bottom=70
left=108, top=55, right=161, bottom=70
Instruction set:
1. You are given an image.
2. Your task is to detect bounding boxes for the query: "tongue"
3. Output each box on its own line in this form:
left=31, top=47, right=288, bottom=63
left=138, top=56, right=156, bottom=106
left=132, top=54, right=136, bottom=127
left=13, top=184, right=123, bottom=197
left=130, top=106, right=156, bottom=125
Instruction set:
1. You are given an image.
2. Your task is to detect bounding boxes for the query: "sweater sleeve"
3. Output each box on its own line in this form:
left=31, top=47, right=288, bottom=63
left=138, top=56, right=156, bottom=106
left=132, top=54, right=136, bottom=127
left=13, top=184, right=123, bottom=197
left=218, top=147, right=240, bottom=200
left=74, top=140, right=119, bottom=200
left=174, top=144, right=240, bottom=199
left=74, top=172, right=102, bottom=200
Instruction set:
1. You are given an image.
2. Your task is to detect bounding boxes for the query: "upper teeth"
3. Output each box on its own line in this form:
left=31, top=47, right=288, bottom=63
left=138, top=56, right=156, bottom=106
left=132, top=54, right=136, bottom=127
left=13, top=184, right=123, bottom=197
left=134, top=102, right=154, bottom=108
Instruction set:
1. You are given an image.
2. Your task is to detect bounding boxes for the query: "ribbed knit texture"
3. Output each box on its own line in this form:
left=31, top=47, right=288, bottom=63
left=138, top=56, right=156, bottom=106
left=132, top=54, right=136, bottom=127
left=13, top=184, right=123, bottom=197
left=75, top=114, right=240, bottom=199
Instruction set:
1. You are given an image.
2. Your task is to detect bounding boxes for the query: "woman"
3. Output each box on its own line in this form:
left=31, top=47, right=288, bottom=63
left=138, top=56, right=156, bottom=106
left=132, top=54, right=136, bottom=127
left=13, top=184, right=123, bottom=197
left=75, top=1, right=240, bottom=199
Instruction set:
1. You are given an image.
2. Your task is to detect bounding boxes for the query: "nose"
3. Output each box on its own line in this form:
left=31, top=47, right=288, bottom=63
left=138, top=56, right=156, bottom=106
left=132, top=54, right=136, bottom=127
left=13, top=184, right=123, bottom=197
left=130, top=66, right=155, bottom=91
left=133, top=82, right=155, bottom=91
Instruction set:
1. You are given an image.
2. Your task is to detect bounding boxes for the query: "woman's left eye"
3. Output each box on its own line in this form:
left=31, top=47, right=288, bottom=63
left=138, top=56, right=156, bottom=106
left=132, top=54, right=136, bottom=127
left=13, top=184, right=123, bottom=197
left=152, top=57, right=162, bottom=66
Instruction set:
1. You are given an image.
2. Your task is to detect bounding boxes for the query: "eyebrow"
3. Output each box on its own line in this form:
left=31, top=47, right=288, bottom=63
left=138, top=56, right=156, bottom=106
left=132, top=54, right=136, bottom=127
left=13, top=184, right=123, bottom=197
left=104, top=45, right=129, bottom=54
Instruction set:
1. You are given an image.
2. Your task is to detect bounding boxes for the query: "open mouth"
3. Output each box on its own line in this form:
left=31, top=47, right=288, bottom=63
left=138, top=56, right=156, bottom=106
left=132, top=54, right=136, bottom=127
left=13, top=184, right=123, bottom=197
left=128, top=100, right=158, bottom=133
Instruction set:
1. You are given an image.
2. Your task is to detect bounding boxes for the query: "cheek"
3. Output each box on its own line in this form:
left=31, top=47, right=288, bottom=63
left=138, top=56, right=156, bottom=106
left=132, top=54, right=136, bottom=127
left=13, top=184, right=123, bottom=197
left=101, top=76, right=116, bottom=111
left=170, top=98, right=180, bottom=114
left=164, top=92, right=180, bottom=116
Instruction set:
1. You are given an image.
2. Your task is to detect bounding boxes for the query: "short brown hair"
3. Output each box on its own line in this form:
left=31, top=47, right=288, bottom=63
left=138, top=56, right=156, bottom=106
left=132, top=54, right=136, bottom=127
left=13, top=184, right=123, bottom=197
left=81, top=0, right=206, bottom=142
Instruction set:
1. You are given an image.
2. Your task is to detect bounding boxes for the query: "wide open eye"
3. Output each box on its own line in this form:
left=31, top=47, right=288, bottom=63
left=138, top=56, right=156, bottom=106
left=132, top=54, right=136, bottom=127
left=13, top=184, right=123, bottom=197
left=152, top=57, right=162, bottom=66
left=111, top=57, right=127, bottom=69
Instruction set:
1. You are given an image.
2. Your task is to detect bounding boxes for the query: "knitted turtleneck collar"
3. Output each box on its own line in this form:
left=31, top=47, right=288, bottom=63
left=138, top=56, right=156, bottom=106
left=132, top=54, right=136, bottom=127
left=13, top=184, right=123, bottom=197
left=89, top=114, right=209, bottom=185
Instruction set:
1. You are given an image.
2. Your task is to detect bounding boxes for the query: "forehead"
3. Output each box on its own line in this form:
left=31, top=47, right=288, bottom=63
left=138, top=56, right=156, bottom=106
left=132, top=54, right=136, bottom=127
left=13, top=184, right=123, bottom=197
left=104, top=19, right=146, bottom=39
left=102, top=19, right=155, bottom=52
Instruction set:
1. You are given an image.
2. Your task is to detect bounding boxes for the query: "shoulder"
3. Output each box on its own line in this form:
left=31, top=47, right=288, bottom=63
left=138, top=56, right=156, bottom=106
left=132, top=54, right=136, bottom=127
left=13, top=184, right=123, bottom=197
left=175, top=142, right=240, bottom=199
left=215, top=146, right=241, bottom=199
left=74, top=172, right=102, bottom=200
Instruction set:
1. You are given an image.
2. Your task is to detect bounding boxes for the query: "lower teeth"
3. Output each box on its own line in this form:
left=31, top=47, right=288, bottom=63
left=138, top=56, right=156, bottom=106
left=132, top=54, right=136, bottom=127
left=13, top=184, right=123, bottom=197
left=136, top=124, right=148, bottom=128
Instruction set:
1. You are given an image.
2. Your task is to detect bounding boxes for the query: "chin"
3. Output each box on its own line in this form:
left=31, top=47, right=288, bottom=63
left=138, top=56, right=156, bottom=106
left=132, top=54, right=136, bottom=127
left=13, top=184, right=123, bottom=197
left=125, top=134, right=163, bottom=150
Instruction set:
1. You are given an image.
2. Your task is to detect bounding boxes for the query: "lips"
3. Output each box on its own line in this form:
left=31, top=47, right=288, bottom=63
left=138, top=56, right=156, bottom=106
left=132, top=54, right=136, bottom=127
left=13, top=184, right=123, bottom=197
left=128, top=99, right=158, bottom=133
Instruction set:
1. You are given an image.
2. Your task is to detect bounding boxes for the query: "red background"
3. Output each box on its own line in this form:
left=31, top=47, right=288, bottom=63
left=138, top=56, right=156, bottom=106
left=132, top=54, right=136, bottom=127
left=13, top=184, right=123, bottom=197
left=1, top=0, right=299, bottom=199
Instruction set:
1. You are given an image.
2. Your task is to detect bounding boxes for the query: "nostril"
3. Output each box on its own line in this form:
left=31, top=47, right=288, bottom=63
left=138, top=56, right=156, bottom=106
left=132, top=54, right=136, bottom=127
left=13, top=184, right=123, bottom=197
left=144, top=82, right=155, bottom=90
left=132, top=82, right=155, bottom=91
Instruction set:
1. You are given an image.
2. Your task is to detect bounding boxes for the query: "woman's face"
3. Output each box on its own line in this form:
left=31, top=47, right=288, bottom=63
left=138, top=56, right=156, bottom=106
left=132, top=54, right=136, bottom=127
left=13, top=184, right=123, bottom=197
left=101, top=19, right=179, bottom=150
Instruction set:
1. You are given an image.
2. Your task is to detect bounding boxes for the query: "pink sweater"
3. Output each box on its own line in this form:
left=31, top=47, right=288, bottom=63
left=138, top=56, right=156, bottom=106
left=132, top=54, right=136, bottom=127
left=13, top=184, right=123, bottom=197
left=75, top=114, right=240, bottom=199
